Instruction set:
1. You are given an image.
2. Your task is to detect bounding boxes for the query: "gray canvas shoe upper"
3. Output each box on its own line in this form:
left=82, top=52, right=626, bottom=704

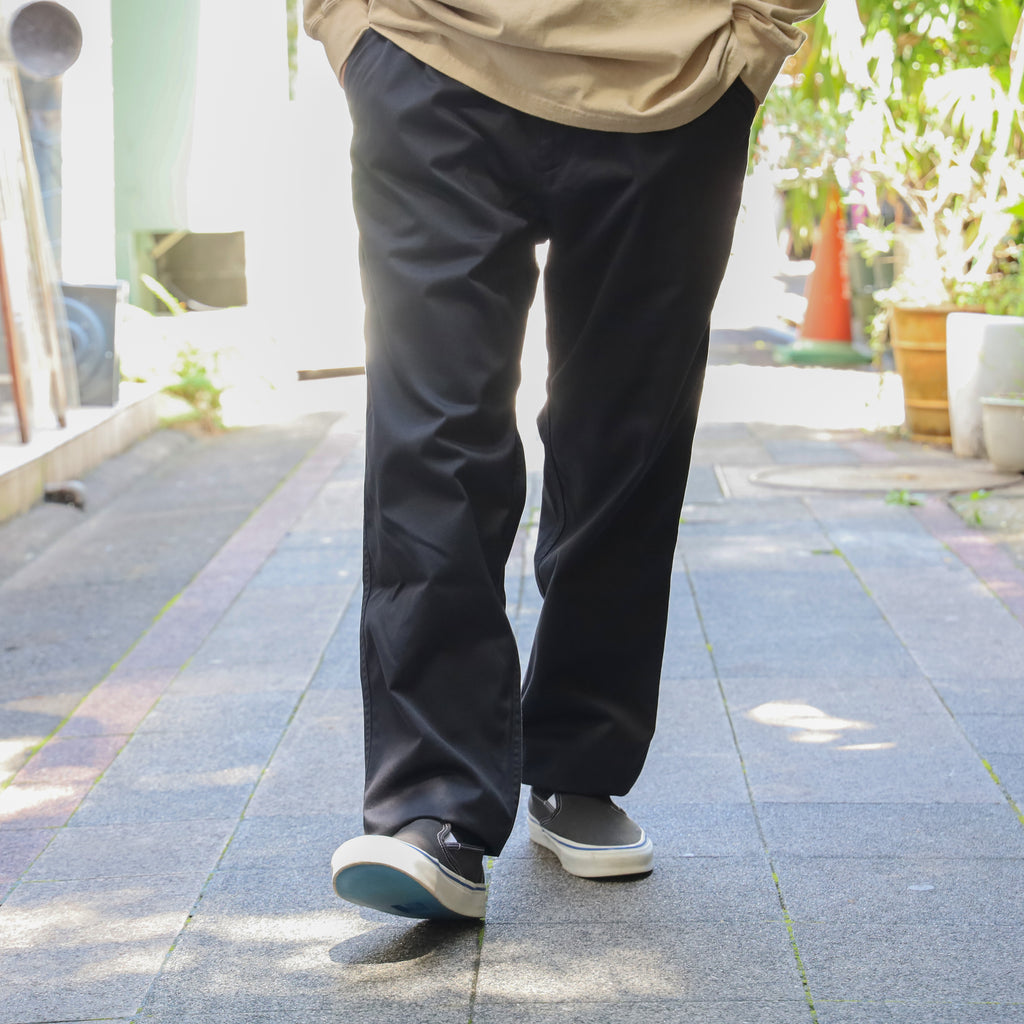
left=528, top=791, right=645, bottom=847
left=392, top=818, right=486, bottom=884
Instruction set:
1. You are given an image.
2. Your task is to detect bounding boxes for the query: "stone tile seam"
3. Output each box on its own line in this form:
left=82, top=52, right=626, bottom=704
left=804, top=497, right=1024, bottom=833
left=677, top=558, right=822, bottom=1024
left=914, top=497, right=1024, bottom=627
left=0, top=426, right=359, bottom=897
left=126, top=694, right=336, bottom=1019
left=125, top=514, right=367, bottom=1016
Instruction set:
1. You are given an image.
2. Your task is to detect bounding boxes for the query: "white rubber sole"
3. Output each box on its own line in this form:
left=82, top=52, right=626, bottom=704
left=528, top=815, right=654, bottom=878
left=330, top=834, right=487, bottom=920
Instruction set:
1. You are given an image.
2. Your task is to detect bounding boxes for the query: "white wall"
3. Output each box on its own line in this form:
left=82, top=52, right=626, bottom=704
left=188, top=2, right=365, bottom=371
left=52, top=0, right=116, bottom=284
left=254, top=20, right=365, bottom=370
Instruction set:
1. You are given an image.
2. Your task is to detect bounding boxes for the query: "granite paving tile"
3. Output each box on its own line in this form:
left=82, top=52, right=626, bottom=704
left=102, top=422, right=335, bottom=517
left=673, top=496, right=813, bottom=524
left=650, top=677, right=736, bottom=754
left=689, top=440, right=773, bottom=467
left=25, top=818, right=237, bottom=881
left=676, top=523, right=842, bottom=573
left=732, top=709, right=1002, bottom=804
left=628, top=751, right=750, bottom=807
left=168, top=661, right=314, bottom=696
left=135, top=690, right=300, bottom=736
left=186, top=585, right=344, bottom=672
left=681, top=463, right=724, bottom=503
left=793, top=921, right=1024, bottom=1002
left=774, top=855, right=1024, bottom=925
left=141, top=869, right=479, bottom=1015
left=756, top=803, right=1024, bottom=859
left=0, top=582, right=170, bottom=682
left=485, top=851, right=779, bottom=924
left=58, top=666, right=178, bottom=739
left=474, top=921, right=804, bottom=1003
left=216, top=812, right=361, bottom=873
left=676, top=512, right=833, bottom=543
left=639, top=803, right=765, bottom=857
left=720, top=674, right=944, bottom=720
left=763, top=439, right=861, bottom=464
left=814, top=1001, right=1024, bottom=1024
left=987, top=754, right=1024, bottom=803
left=11, top=733, right=127, bottom=786
left=277, top=472, right=364, bottom=542
left=308, top=604, right=362, bottom=692
left=246, top=543, right=361, bottom=589
left=0, top=827, right=55, bottom=892
left=852, top=567, right=1024, bottom=680
left=0, top=506, right=251, bottom=591
left=243, top=691, right=364, bottom=817
left=814, top=516, right=959, bottom=571
left=662, top=579, right=716, bottom=677
left=0, top=430, right=193, bottom=583
left=931, top=677, right=1024, bottom=717
left=956, top=714, right=1024, bottom=755
left=472, top=1001, right=813, bottom=1024
left=692, top=421, right=757, bottom=442
left=689, top=570, right=920, bottom=679
left=133, top=1007, right=468, bottom=1024
left=69, top=728, right=283, bottom=826
left=0, top=874, right=206, bottom=1023
left=0, top=691, right=86, bottom=764
left=0, top=779, right=96, bottom=829
left=0, top=663, right=112, bottom=704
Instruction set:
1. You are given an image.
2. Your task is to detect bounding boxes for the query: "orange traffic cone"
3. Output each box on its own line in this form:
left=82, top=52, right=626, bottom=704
left=777, top=184, right=868, bottom=365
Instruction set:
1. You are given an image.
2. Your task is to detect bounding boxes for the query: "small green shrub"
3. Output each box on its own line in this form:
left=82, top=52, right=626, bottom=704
left=163, top=345, right=224, bottom=432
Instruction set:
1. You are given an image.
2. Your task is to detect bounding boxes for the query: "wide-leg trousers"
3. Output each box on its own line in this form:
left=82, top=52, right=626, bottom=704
left=343, top=30, right=755, bottom=855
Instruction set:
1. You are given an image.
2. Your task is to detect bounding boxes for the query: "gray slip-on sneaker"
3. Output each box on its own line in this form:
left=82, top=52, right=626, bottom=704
left=528, top=790, right=653, bottom=878
left=331, top=818, right=487, bottom=920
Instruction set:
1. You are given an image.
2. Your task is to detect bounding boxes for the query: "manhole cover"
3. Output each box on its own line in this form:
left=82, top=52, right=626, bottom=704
left=751, top=464, right=1022, bottom=494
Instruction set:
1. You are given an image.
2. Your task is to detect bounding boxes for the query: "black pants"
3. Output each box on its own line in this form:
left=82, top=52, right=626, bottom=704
left=344, top=31, right=754, bottom=855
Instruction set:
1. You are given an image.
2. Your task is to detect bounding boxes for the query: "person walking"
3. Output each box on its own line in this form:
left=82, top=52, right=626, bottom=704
left=304, top=0, right=823, bottom=921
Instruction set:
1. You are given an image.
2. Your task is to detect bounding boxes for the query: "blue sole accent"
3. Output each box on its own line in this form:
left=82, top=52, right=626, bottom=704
left=333, top=863, right=473, bottom=920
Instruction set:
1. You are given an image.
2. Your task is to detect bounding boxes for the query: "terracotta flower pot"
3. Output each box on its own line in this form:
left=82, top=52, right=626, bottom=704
left=890, top=305, right=962, bottom=445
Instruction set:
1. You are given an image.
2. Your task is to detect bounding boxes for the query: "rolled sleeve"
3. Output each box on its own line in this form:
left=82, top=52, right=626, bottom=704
left=732, top=1, right=824, bottom=104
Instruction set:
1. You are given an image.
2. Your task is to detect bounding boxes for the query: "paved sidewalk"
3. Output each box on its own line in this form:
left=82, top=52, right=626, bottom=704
left=2, top=366, right=1024, bottom=1024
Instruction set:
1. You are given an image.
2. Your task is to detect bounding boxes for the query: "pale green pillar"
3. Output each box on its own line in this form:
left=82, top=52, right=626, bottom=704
left=110, top=0, right=200, bottom=303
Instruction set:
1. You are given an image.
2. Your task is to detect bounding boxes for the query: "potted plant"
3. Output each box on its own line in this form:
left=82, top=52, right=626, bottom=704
left=981, top=389, right=1024, bottom=472
left=947, top=271, right=1024, bottom=457
left=838, top=0, right=1024, bottom=442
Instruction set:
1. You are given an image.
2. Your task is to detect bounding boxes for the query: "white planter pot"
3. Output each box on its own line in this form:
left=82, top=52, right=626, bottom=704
left=946, top=313, right=1024, bottom=458
left=981, top=396, right=1024, bottom=473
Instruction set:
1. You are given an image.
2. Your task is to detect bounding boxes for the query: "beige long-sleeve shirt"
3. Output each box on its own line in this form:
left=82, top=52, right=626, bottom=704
left=303, top=1, right=823, bottom=133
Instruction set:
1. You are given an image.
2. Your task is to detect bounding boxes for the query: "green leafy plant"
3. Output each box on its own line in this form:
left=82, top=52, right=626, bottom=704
left=162, top=344, right=225, bottom=433
left=966, top=488, right=991, bottom=525
left=849, top=1, right=1024, bottom=307
left=885, top=488, right=925, bottom=506
left=957, top=266, right=1024, bottom=317
left=761, top=1, right=1024, bottom=322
